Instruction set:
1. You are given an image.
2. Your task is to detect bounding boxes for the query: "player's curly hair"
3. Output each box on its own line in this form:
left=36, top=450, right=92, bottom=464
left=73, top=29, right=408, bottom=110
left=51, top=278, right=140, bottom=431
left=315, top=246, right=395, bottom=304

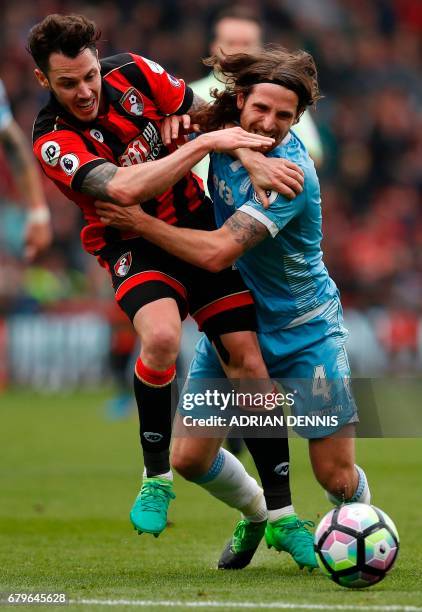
left=27, top=14, right=101, bottom=74
left=191, top=46, right=321, bottom=132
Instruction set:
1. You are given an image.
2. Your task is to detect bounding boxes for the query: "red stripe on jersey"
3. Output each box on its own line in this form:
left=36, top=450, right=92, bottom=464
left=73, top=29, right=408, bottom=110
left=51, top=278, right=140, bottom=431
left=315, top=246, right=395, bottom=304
left=191, top=172, right=204, bottom=192
left=77, top=127, right=115, bottom=162
left=188, top=199, right=205, bottom=215
left=98, top=104, right=140, bottom=143
left=154, top=189, right=177, bottom=224
left=115, top=271, right=188, bottom=302
left=193, top=292, right=254, bottom=329
left=80, top=222, right=108, bottom=254
left=185, top=179, right=206, bottom=215
left=104, top=68, right=133, bottom=94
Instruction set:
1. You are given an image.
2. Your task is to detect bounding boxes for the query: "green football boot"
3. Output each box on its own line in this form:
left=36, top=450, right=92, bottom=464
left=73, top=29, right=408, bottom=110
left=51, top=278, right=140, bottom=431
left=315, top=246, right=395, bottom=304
left=130, top=477, right=175, bottom=537
left=218, top=519, right=267, bottom=569
left=265, top=515, right=318, bottom=570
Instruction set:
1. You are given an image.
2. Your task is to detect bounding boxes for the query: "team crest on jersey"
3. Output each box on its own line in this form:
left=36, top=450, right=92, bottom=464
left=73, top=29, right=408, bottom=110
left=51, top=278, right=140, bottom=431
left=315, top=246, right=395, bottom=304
left=90, top=128, right=104, bottom=143
left=41, top=140, right=61, bottom=166
left=166, top=73, right=181, bottom=88
left=114, top=252, right=132, bottom=277
left=120, top=88, right=144, bottom=116
left=253, top=190, right=279, bottom=206
left=60, top=154, right=79, bottom=176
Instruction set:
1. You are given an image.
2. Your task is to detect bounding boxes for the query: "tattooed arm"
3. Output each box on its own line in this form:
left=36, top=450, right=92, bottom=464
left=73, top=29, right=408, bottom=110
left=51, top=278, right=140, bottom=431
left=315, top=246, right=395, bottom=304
left=95, top=199, right=269, bottom=272
left=80, top=162, right=118, bottom=201
left=224, top=211, right=269, bottom=250
left=81, top=128, right=273, bottom=205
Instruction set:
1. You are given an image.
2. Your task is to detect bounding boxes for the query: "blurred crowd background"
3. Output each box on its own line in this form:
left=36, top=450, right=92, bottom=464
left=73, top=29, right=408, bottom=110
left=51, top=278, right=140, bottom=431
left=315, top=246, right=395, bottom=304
left=0, top=0, right=421, bottom=388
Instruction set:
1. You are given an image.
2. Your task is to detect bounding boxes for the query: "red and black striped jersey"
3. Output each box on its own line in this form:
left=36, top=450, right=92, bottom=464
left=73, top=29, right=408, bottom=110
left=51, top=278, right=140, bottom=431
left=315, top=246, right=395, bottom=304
left=33, top=53, right=206, bottom=254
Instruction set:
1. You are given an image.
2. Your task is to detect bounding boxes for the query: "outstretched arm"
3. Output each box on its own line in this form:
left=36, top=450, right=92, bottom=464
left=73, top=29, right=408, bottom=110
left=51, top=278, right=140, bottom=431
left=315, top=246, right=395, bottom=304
left=160, top=114, right=304, bottom=205
left=1, top=119, right=52, bottom=261
left=81, top=127, right=273, bottom=206
left=95, top=201, right=268, bottom=272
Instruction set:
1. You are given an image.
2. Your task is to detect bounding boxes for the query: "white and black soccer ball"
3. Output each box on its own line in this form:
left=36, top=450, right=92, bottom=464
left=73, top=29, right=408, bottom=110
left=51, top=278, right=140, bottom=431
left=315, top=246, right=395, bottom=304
left=314, top=503, right=399, bottom=588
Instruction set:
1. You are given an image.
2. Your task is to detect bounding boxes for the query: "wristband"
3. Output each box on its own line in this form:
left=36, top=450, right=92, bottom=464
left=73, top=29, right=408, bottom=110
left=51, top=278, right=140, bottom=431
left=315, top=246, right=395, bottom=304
left=27, top=208, right=51, bottom=223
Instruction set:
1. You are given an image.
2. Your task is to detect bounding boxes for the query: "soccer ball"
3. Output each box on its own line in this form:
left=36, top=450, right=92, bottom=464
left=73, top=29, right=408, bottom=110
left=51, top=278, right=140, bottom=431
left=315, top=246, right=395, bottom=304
left=314, top=503, right=399, bottom=588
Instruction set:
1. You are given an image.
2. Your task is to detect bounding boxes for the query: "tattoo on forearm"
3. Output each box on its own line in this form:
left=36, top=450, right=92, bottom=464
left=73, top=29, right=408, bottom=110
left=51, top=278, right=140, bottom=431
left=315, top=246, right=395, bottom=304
left=225, top=211, right=267, bottom=251
left=81, top=162, right=118, bottom=200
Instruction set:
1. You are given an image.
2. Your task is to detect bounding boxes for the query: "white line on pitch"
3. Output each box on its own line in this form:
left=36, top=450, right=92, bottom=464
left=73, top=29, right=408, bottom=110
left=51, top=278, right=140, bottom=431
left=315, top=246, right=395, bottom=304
left=70, top=599, right=422, bottom=611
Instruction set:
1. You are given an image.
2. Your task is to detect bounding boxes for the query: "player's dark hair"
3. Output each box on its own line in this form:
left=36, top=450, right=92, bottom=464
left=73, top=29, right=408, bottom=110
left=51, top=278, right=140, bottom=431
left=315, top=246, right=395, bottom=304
left=27, top=14, right=101, bottom=74
left=191, top=46, right=321, bottom=132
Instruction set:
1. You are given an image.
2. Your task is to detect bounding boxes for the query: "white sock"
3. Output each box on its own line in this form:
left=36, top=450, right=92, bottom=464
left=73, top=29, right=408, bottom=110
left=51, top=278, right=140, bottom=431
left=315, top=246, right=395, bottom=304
left=268, top=505, right=296, bottom=523
left=143, top=468, right=173, bottom=481
left=326, top=464, right=370, bottom=505
left=194, top=448, right=267, bottom=519
left=241, top=492, right=268, bottom=523
left=350, top=465, right=370, bottom=503
left=242, top=488, right=268, bottom=523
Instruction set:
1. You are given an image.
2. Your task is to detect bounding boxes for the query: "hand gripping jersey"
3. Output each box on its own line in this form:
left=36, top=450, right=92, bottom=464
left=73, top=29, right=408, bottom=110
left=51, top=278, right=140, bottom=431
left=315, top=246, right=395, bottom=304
left=208, top=131, right=339, bottom=332
left=33, top=54, right=205, bottom=254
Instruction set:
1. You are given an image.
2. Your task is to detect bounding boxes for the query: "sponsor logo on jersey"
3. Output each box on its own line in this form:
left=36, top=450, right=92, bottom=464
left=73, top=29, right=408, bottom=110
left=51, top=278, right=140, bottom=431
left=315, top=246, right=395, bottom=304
left=167, top=73, right=181, bottom=88
left=119, top=122, right=162, bottom=166
left=120, top=88, right=144, bottom=116
left=114, top=252, right=132, bottom=277
left=41, top=140, right=61, bottom=166
left=143, top=432, right=163, bottom=443
left=59, top=154, right=79, bottom=176
left=90, top=128, right=104, bottom=143
left=253, top=190, right=279, bottom=206
left=274, top=462, right=289, bottom=477
left=213, top=174, right=234, bottom=206
left=142, top=57, right=164, bottom=74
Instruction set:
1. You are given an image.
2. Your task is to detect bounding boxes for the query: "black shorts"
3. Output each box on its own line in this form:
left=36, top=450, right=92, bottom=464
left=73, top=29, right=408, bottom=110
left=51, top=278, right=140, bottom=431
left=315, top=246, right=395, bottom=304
left=97, top=202, right=257, bottom=339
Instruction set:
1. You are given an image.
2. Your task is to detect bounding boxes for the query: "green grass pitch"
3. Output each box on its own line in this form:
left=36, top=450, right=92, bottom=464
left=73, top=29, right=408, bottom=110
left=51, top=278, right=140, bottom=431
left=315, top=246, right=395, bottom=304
left=0, top=389, right=421, bottom=611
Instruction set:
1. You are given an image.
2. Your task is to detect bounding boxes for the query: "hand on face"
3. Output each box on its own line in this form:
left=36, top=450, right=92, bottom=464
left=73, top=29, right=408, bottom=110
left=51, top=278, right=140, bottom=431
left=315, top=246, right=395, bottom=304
left=204, top=126, right=274, bottom=153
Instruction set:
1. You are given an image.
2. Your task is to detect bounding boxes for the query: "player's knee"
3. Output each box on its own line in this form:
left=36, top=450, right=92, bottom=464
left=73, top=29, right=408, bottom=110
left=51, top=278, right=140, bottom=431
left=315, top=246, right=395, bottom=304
left=171, top=449, right=211, bottom=480
left=141, top=325, right=180, bottom=364
left=226, top=348, right=267, bottom=379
